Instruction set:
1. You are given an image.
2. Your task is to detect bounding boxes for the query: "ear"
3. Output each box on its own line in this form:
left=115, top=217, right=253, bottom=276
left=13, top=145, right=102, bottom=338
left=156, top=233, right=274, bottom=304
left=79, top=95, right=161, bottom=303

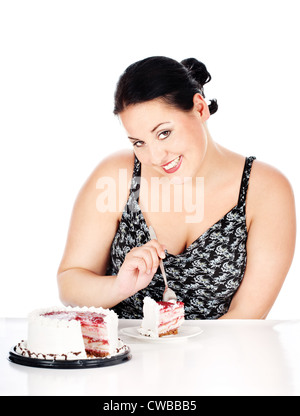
left=192, top=93, right=210, bottom=121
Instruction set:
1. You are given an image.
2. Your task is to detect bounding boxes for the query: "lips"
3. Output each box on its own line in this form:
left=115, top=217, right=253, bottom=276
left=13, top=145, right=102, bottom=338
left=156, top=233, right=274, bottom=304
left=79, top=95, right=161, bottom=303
left=161, top=155, right=183, bottom=174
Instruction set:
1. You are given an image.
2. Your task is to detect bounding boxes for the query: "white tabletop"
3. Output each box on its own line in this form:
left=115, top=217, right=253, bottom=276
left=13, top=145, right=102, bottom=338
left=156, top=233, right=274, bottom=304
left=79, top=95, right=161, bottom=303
left=1, top=318, right=300, bottom=396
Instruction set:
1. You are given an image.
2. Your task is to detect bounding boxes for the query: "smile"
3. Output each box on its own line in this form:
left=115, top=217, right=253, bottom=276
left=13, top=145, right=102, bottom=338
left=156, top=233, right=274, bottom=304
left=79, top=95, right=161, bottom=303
left=161, top=155, right=183, bottom=173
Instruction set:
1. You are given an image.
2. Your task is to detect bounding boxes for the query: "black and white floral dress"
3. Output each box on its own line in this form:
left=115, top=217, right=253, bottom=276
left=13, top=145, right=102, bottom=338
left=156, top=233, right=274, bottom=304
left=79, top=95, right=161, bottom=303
left=106, top=156, right=256, bottom=319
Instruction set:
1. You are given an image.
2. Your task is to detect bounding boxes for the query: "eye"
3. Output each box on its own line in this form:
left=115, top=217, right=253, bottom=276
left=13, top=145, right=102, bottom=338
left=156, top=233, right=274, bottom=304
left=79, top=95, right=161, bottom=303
left=132, top=140, right=144, bottom=148
left=158, top=130, right=171, bottom=140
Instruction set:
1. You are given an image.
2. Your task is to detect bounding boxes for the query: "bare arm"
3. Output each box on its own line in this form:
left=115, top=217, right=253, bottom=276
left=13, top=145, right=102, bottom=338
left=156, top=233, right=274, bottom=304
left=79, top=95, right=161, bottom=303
left=57, top=151, right=165, bottom=309
left=57, top=153, right=126, bottom=308
left=220, top=162, right=296, bottom=319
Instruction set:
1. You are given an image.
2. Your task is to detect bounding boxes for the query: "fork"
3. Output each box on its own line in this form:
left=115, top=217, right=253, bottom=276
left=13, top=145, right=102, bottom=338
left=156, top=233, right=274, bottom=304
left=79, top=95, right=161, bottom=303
left=148, top=226, right=177, bottom=302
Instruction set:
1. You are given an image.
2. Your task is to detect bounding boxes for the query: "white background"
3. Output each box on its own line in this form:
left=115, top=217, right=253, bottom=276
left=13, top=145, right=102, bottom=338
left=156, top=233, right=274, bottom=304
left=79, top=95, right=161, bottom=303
left=0, top=0, right=299, bottom=318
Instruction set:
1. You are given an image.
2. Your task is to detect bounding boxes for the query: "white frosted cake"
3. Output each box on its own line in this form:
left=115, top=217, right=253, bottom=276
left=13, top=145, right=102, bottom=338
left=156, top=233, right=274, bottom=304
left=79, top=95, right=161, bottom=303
left=139, top=297, right=185, bottom=338
left=18, top=306, right=119, bottom=360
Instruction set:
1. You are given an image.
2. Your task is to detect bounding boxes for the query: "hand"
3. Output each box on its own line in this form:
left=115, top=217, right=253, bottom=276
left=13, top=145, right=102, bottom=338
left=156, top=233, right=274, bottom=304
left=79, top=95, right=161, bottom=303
left=115, top=239, right=166, bottom=300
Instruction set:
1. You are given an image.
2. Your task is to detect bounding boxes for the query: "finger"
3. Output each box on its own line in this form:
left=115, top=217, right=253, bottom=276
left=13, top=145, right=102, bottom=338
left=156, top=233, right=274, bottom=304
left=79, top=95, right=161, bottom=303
left=147, top=245, right=161, bottom=273
left=133, top=255, right=158, bottom=279
left=128, top=255, right=148, bottom=275
left=140, top=245, right=160, bottom=273
left=139, top=247, right=157, bottom=274
left=145, top=239, right=166, bottom=259
left=126, top=248, right=154, bottom=274
left=130, top=245, right=159, bottom=272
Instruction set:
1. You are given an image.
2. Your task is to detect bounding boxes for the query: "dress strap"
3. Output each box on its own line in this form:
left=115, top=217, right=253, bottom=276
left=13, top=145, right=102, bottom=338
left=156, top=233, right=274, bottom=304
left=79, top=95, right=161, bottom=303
left=126, top=156, right=142, bottom=214
left=129, top=156, right=142, bottom=198
left=237, top=156, right=256, bottom=208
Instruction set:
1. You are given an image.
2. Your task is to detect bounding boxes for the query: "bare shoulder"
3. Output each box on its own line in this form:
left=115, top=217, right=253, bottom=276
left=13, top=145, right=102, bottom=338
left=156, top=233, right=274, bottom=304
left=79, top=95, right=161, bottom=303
left=85, top=149, right=135, bottom=187
left=249, top=159, right=294, bottom=199
left=70, top=149, right=135, bottom=223
left=247, top=159, right=295, bottom=225
left=98, top=149, right=135, bottom=172
left=77, top=149, right=135, bottom=198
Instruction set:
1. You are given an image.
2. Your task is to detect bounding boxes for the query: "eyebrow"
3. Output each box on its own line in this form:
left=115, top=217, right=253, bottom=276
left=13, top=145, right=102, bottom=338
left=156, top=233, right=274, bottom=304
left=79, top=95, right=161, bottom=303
left=128, top=121, right=171, bottom=141
left=151, top=121, right=170, bottom=133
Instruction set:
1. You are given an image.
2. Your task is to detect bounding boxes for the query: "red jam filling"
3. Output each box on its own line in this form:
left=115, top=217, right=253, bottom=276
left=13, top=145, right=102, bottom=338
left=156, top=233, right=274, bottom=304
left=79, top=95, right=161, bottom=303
left=157, top=301, right=184, bottom=310
left=42, top=311, right=105, bottom=326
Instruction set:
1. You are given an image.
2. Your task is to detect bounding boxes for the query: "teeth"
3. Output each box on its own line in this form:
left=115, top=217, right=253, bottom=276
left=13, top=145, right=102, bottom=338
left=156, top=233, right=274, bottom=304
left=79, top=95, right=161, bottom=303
left=163, top=156, right=180, bottom=170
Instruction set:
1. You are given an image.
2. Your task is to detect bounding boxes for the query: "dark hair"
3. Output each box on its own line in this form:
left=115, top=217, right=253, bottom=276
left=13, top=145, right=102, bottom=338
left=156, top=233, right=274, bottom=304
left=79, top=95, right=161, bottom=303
left=113, top=56, right=218, bottom=115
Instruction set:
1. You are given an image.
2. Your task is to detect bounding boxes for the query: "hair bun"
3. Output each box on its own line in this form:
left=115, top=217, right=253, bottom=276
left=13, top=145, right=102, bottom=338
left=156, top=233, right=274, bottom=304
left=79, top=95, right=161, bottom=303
left=208, top=99, right=218, bottom=115
left=181, top=58, right=212, bottom=88
left=181, top=58, right=217, bottom=114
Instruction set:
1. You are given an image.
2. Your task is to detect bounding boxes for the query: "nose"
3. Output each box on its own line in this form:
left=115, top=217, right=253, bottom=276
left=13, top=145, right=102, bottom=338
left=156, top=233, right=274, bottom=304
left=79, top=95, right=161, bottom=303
left=148, top=142, right=167, bottom=166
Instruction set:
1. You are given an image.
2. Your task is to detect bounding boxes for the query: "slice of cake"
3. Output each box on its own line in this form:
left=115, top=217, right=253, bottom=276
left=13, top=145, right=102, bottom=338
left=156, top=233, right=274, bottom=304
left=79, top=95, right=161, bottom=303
left=25, top=306, right=118, bottom=359
left=139, top=297, right=184, bottom=338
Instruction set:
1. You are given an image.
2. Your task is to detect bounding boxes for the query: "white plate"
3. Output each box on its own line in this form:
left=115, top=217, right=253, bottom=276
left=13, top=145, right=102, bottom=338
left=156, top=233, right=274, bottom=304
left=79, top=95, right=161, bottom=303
left=119, top=325, right=203, bottom=342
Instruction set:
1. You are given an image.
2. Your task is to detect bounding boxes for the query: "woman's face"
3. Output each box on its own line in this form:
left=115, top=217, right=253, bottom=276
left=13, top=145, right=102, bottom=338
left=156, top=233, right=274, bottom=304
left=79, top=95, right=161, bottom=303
left=119, top=94, right=210, bottom=183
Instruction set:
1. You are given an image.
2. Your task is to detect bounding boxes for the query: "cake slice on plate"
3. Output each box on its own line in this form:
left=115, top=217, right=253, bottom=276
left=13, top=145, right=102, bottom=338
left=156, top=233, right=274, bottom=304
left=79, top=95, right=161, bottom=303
left=139, top=296, right=184, bottom=338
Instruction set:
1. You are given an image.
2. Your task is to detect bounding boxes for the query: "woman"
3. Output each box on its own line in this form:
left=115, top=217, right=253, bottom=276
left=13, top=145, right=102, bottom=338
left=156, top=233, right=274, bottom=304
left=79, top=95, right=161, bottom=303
left=57, top=56, right=296, bottom=319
